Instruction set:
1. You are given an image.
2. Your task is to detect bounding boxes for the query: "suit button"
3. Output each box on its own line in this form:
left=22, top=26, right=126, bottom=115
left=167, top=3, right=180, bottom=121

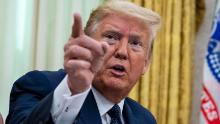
left=65, top=107, right=69, bottom=112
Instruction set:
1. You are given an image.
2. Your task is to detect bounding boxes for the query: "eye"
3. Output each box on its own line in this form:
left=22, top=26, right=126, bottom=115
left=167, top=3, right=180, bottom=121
left=102, top=32, right=120, bottom=45
left=129, top=38, right=143, bottom=51
left=130, top=39, right=142, bottom=47
left=130, top=40, right=142, bottom=46
left=105, top=34, right=116, bottom=40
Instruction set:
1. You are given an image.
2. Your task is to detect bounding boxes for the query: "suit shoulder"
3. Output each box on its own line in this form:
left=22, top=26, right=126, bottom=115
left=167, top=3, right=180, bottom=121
left=12, top=69, right=66, bottom=96
left=125, top=97, right=157, bottom=124
left=23, top=69, right=66, bottom=81
left=7, top=70, right=65, bottom=123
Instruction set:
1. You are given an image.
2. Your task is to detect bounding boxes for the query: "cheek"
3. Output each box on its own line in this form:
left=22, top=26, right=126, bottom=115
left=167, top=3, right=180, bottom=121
left=129, top=54, right=146, bottom=77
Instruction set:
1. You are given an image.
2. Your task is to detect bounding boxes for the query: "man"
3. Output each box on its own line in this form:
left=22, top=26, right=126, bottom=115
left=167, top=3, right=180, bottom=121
left=6, top=0, right=161, bottom=124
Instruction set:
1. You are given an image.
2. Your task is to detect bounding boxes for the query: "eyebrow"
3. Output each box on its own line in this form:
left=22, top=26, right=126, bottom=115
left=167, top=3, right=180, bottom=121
left=129, top=35, right=141, bottom=41
left=103, top=30, right=142, bottom=39
left=102, top=30, right=122, bottom=36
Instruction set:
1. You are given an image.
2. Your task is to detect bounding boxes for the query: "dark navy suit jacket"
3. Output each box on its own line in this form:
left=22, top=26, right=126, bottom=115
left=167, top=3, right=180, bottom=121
left=6, top=69, right=157, bottom=124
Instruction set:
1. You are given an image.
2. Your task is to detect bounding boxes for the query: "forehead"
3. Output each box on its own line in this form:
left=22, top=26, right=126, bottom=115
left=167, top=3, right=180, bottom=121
left=98, top=14, right=150, bottom=38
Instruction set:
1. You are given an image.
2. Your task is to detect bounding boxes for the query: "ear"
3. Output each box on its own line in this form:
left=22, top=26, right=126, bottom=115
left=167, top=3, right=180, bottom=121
left=142, top=40, right=153, bottom=74
left=142, top=52, right=152, bottom=75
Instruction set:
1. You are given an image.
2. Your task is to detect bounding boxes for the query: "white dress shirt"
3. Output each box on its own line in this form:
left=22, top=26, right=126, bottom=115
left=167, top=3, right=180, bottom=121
left=51, top=75, right=125, bottom=124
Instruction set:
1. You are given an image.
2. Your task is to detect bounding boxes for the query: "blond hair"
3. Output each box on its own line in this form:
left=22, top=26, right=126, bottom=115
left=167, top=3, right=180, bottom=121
left=85, top=0, right=161, bottom=41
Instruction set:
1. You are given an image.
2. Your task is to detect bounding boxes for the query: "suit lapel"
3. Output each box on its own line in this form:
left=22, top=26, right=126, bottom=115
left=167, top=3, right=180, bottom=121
left=74, top=90, right=102, bottom=124
left=123, top=99, right=140, bottom=124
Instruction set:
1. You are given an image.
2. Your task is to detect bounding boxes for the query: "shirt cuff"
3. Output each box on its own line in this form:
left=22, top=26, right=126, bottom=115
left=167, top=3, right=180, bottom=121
left=51, top=75, right=91, bottom=123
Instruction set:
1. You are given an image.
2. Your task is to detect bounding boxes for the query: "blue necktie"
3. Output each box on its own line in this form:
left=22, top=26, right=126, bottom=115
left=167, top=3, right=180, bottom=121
left=107, top=104, right=122, bottom=124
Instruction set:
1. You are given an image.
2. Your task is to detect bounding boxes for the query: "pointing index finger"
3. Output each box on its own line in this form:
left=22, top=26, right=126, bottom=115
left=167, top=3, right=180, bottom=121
left=72, top=13, right=84, bottom=38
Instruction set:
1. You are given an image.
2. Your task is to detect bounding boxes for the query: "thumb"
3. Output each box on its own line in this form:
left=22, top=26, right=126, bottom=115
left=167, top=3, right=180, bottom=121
left=90, top=42, right=109, bottom=73
left=101, top=42, right=109, bottom=55
left=71, top=13, right=84, bottom=38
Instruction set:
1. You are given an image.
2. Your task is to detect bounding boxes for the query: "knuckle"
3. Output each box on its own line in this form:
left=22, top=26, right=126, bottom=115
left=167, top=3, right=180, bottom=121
left=64, top=43, right=69, bottom=52
left=72, top=60, right=90, bottom=69
left=65, top=45, right=79, bottom=57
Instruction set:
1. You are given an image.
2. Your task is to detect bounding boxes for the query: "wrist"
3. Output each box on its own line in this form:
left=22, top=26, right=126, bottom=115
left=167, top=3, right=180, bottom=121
left=67, top=76, right=90, bottom=95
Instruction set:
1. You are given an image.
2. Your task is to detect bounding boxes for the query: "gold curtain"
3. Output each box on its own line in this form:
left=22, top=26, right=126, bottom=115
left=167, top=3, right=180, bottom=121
left=128, top=0, right=205, bottom=124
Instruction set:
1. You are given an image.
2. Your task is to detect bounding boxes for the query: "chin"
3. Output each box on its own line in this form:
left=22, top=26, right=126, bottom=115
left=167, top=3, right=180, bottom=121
left=93, top=76, right=134, bottom=101
left=93, top=71, right=131, bottom=93
left=103, top=77, right=130, bottom=90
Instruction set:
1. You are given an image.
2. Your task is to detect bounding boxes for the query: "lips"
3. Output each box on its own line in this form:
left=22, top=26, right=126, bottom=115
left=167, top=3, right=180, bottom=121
left=109, top=64, right=126, bottom=76
left=112, top=65, right=125, bottom=71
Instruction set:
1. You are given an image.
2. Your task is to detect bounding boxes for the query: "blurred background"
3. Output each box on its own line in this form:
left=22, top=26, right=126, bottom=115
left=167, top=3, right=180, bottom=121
left=0, top=0, right=219, bottom=124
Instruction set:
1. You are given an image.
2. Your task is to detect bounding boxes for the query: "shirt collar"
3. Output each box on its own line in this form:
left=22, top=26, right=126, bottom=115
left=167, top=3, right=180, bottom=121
left=91, top=87, right=124, bottom=116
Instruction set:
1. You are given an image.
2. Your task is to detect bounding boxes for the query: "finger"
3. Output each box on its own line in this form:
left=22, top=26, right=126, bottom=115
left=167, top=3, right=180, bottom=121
left=89, top=42, right=109, bottom=73
left=72, top=13, right=84, bottom=38
left=77, top=36, right=105, bottom=56
left=64, top=59, right=91, bottom=71
left=65, top=36, right=105, bottom=57
left=64, top=45, right=93, bottom=62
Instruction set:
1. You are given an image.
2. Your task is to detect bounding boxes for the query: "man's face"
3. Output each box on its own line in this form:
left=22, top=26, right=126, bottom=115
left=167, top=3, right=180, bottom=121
left=91, top=14, right=151, bottom=96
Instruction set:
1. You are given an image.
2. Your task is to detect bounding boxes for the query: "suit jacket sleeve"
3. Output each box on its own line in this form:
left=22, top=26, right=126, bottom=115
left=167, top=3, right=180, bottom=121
left=6, top=70, right=66, bottom=124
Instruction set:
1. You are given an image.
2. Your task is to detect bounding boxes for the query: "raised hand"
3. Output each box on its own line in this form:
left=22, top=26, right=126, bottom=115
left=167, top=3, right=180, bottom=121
left=64, top=13, right=108, bottom=95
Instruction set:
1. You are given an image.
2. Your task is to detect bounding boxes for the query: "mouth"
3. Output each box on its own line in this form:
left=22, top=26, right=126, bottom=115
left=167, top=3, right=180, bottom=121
left=109, top=64, right=126, bottom=77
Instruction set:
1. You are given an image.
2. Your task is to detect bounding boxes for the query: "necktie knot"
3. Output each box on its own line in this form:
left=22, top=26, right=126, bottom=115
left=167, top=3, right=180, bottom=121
left=107, top=104, right=122, bottom=124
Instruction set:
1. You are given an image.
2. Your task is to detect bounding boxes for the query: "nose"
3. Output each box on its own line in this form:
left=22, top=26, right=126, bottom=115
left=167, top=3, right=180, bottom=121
left=114, top=39, right=128, bottom=60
